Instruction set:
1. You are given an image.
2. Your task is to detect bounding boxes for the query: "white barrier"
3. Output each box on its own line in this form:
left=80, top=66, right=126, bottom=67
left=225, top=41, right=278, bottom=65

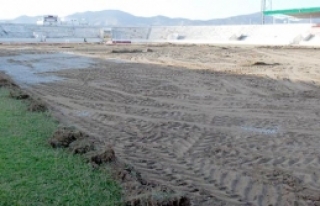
left=2, top=23, right=320, bottom=46
left=300, top=36, right=320, bottom=46
left=144, top=24, right=313, bottom=46
left=0, top=24, right=102, bottom=43
left=116, top=24, right=319, bottom=46
left=111, top=27, right=149, bottom=40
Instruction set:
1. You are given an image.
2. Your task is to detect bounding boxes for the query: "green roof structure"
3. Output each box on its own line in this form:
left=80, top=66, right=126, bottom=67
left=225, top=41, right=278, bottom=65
left=264, top=7, right=320, bottom=18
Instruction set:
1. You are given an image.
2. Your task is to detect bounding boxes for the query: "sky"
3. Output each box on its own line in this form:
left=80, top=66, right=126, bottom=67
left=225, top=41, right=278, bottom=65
left=0, top=0, right=318, bottom=20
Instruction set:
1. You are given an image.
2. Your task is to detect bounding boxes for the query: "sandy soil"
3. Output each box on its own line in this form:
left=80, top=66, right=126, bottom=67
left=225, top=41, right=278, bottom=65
left=1, top=44, right=320, bottom=205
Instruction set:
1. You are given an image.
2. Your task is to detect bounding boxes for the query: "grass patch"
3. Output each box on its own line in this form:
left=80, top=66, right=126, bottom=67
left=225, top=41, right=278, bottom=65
left=0, top=89, right=122, bottom=206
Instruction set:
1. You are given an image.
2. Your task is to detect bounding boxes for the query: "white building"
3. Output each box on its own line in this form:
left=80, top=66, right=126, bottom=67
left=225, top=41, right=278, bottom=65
left=36, top=15, right=59, bottom=26
left=37, top=15, right=89, bottom=26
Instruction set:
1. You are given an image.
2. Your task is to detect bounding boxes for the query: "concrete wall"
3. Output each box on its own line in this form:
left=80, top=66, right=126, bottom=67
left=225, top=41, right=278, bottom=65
left=113, top=24, right=319, bottom=46
left=111, top=27, right=150, bottom=41
left=2, top=23, right=320, bottom=46
left=0, top=24, right=102, bottom=43
left=300, top=26, right=320, bottom=46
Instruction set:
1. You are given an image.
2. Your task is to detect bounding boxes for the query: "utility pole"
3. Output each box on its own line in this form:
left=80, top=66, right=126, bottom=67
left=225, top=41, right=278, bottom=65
left=261, top=0, right=272, bottom=24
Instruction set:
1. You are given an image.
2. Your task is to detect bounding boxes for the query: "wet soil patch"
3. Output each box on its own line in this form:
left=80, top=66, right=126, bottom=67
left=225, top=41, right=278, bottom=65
left=0, top=53, right=94, bottom=85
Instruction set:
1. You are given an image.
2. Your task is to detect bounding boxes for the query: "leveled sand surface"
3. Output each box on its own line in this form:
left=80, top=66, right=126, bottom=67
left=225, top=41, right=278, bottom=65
left=1, top=44, right=320, bottom=205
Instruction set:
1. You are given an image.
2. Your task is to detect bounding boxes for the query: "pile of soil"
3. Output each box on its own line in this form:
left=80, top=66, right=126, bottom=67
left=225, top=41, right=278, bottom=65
left=251, top=61, right=280, bottom=66
left=0, top=72, right=47, bottom=112
left=48, top=127, right=116, bottom=165
left=9, top=89, right=29, bottom=100
left=69, top=138, right=95, bottom=154
left=48, top=127, right=191, bottom=206
left=126, top=191, right=191, bottom=206
left=89, top=145, right=116, bottom=165
left=27, top=99, right=48, bottom=112
left=48, top=128, right=87, bottom=148
left=0, top=72, right=17, bottom=88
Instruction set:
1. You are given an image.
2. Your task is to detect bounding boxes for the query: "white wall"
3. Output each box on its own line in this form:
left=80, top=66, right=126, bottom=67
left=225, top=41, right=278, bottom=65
left=113, top=24, right=318, bottom=46
left=111, top=27, right=150, bottom=41
left=1, top=23, right=320, bottom=46
left=0, top=24, right=102, bottom=42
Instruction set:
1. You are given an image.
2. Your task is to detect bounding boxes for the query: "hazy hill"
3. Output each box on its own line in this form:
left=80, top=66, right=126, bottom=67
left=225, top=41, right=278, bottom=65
left=8, top=15, right=41, bottom=24
left=3, top=10, right=274, bottom=26
left=4, top=10, right=318, bottom=26
left=65, top=10, right=274, bottom=26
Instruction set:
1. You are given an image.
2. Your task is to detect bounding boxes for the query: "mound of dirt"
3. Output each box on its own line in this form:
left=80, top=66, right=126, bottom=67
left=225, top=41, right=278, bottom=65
left=0, top=72, right=17, bottom=88
left=126, top=192, right=191, bottom=206
left=89, top=145, right=116, bottom=165
left=0, top=78, right=16, bottom=88
left=48, top=127, right=189, bottom=206
left=251, top=61, right=280, bottom=66
left=9, top=89, right=29, bottom=100
left=0, top=78, right=8, bottom=87
left=28, top=99, right=47, bottom=112
left=69, top=138, right=95, bottom=154
left=48, top=128, right=86, bottom=148
left=144, top=48, right=153, bottom=52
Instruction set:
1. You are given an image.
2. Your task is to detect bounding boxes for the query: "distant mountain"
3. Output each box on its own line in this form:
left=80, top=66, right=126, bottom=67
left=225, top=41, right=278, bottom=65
left=65, top=10, right=206, bottom=26
left=9, top=15, right=41, bottom=24
left=65, top=10, right=272, bottom=26
left=2, top=10, right=318, bottom=26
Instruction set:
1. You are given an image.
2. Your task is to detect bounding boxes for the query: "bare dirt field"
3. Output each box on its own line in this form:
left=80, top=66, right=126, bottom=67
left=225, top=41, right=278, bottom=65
left=1, top=44, right=320, bottom=205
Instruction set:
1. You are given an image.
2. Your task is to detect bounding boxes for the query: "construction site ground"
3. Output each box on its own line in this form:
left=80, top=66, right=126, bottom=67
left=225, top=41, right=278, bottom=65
left=1, top=43, right=320, bottom=206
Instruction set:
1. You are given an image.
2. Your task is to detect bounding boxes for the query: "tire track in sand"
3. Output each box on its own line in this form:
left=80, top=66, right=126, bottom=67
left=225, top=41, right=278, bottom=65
left=28, top=47, right=320, bottom=205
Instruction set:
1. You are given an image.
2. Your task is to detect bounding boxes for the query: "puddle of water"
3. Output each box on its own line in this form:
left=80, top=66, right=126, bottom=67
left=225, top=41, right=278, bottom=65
left=0, top=53, right=94, bottom=86
left=61, top=51, right=76, bottom=55
left=241, top=126, right=279, bottom=135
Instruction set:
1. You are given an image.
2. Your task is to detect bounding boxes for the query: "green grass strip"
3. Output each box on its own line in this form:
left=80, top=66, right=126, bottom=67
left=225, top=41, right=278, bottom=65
left=0, top=89, right=122, bottom=206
